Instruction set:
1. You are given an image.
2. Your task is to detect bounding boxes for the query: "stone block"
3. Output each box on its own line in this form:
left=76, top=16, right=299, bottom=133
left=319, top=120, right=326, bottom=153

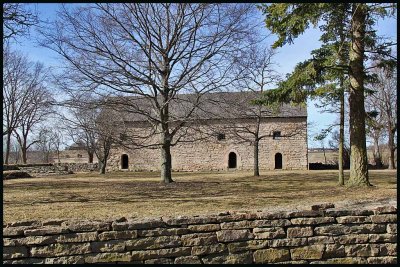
left=56, top=232, right=98, bottom=243
left=45, top=256, right=85, bottom=264
left=336, top=216, right=371, bottom=224
left=98, top=230, right=137, bottom=241
left=191, top=244, right=227, bottom=256
left=256, top=211, right=290, bottom=220
left=252, top=219, right=291, bottom=227
left=307, top=236, right=335, bottom=245
left=370, top=214, right=397, bottom=223
left=348, top=224, right=386, bottom=234
left=367, top=256, right=397, bottom=264
left=345, top=244, right=380, bottom=257
left=268, top=238, right=307, bottom=248
left=216, top=229, right=253, bottom=242
left=387, top=224, right=397, bottom=233
left=181, top=233, right=217, bottom=246
left=3, top=246, right=28, bottom=259
left=323, top=244, right=345, bottom=258
left=374, top=206, right=397, bottom=214
left=174, top=256, right=202, bottom=264
left=144, top=258, right=173, bottom=264
left=290, top=217, right=334, bottom=225
left=30, top=242, right=91, bottom=257
left=63, top=220, right=110, bottom=232
left=138, top=228, right=188, bottom=237
left=220, top=220, right=252, bottom=229
left=286, top=210, right=324, bottom=218
left=131, top=247, right=191, bottom=261
left=84, top=252, right=132, bottom=263
left=290, top=245, right=324, bottom=260
left=324, top=209, right=374, bottom=217
left=334, top=234, right=369, bottom=245
left=253, top=248, right=290, bottom=263
left=126, top=235, right=181, bottom=250
left=3, top=258, right=44, bottom=264
left=112, top=218, right=165, bottom=230
left=314, top=225, right=349, bottom=236
left=42, top=219, right=66, bottom=226
left=24, top=227, right=69, bottom=236
left=3, top=227, right=27, bottom=237
left=227, top=240, right=269, bottom=253
left=287, top=227, right=313, bottom=238
left=369, top=233, right=397, bottom=243
left=225, top=252, right=253, bottom=264
left=91, top=240, right=126, bottom=252
left=188, top=224, right=220, bottom=232
left=253, top=227, right=285, bottom=239
left=201, top=254, right=228, bottom=264
left=325, top=257, right=367, bottom=264
left=7, top=220, right=40, bottom=227
left=378, top=243, right=396, bottom=256
left=4, top=235, right=57, bottom=246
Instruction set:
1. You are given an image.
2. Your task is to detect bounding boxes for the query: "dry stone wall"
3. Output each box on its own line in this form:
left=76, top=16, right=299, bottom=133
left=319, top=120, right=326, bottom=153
left=3, top=205, right=396, bottom=264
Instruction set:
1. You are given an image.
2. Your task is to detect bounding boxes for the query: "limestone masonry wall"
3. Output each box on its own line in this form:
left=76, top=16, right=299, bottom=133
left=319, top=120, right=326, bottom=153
left=3, top=205, right=396, bottom=264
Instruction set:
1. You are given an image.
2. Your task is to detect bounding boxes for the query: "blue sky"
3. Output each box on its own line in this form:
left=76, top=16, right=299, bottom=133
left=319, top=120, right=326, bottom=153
left=10, top=3, right=397, bottom=148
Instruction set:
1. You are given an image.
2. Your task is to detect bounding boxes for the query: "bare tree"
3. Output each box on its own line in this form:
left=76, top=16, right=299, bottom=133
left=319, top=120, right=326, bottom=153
left=3, top=3, right=39, bottom=41
left=41, top=3, right=258, bottom=183
left=3, top=48, right=49, bottom=164
left=12, top=63, right=53, bottom=164
left=366, top=66, right=397, bottom=169
left=35, top=127, right=54, bottom=163
left=50, top=128, right=64, bottom=163
left=58, top=104, right=97, bottom=164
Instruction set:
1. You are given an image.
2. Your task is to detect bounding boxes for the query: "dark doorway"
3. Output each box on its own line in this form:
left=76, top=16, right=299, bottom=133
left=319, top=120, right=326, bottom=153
left=121, top=154, right=129, bottom=169
left=275, top=153, right=282, bottom=169
left=228, top=152, right=237, bottom=168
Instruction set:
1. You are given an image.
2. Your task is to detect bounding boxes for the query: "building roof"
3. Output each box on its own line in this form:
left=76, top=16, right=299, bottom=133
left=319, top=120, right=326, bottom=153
left=109, top=91, right=307, bottom=122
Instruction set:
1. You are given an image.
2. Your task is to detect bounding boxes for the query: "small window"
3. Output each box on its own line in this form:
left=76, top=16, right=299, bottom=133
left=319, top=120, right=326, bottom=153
left=273, top=131, right=281, bottom=140
left=77, top=154, right=82, bottom=158
left=217, top=133, right=225, bottom=140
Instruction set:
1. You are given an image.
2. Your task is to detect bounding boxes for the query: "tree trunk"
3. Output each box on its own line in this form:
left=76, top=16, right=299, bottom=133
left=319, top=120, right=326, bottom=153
left=388, top=126, right=395, bottom=169
left=88, top=151, right=94, bottom=163
left=5, top=133, right=11, bottom=165
left=372, top=135, right=382, bottom=168
left=160, top=133, right=173, bottom=183
left=322, top=146, right=327, bottom=164
left=22, top=147, right=27, bottom=164
left=99, top=160, right=106, bottom=174
left=338, top=86, right=345, bottom=185
left=253, top=139, right=260, bottom=176
left=347, top=3, right=371, bottom=186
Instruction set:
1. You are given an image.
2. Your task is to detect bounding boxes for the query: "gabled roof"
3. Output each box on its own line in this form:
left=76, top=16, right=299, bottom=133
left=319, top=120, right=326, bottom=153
left=109, top=91, right=307, bottom=122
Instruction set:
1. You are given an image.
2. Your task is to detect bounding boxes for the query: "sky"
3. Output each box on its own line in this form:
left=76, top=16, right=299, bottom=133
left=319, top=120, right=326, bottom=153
left=9, top=3, right=398, bottom=148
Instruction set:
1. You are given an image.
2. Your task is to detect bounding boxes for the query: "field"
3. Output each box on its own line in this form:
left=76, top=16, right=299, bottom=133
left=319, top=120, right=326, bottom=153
left=3, top=170, right=397, bottom=223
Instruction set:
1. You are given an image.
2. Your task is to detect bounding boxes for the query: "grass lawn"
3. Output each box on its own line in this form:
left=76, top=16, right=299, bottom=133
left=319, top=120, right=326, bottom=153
left=3, top=169, right=397, bottom=223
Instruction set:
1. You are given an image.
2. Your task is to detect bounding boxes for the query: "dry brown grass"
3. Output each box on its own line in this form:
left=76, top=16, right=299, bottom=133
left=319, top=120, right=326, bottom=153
left=3, top=169, right=397, bottom=223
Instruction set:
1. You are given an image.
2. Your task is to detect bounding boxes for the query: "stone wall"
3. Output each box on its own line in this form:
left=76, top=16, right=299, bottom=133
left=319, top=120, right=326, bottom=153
left=4, top=163, right=99, bottom=177
left=108, top=117, right=308, bottom=172
left=3, top=205, right=396, bottom=264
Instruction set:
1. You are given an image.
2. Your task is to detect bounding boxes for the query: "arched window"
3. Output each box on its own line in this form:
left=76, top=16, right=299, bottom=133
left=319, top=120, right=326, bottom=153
left=228, top=152, right=237, bottom=169
left=121, top=154, right=129, bottom=169
left=275, top=153, right=282, bottom=169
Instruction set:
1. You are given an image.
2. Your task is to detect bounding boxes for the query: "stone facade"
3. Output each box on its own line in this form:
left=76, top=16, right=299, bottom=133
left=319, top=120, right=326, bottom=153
left=108, top=116, right=308, bottom=172
left=3, top=205, right=397, bottom=264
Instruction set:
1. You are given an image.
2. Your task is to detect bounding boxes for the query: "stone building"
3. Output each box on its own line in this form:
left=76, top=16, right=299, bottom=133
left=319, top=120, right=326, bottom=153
left=107, top=91, right=308, bottom=172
